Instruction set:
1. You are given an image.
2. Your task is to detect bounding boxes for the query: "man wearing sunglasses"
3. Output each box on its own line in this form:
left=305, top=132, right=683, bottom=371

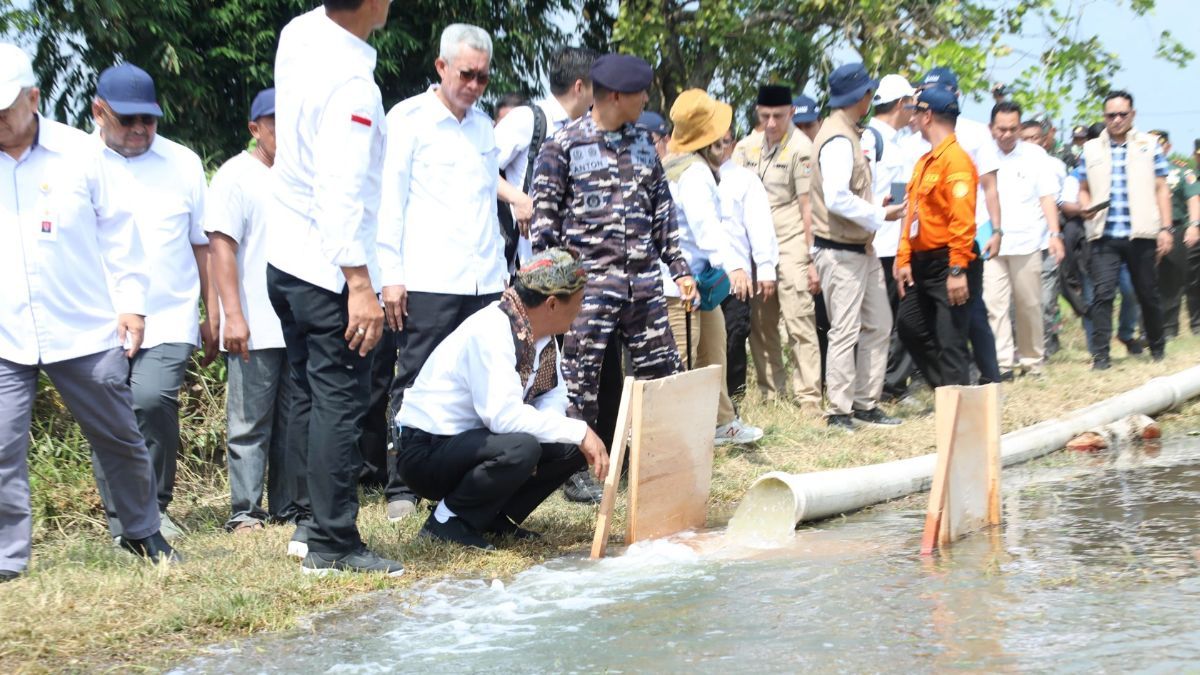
left=88, top=62, right=214, bottom=547
left=378, top=23, right=507, bottom=524
left=1076, top=90, right=1174, bottom=369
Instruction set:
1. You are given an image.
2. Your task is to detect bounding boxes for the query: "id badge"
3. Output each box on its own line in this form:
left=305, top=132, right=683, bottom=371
left=37, top=210, right=59, bottom=242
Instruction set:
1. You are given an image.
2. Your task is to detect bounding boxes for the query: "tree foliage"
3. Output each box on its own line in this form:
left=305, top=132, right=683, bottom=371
left=0, top=0, right=615, bottom=166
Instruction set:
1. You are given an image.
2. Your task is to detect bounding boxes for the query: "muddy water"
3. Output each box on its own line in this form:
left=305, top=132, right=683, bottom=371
left=178, top=438, right=1200, bottom=673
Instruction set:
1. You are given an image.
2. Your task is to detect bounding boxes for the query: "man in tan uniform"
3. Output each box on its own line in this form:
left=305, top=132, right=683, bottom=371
left=733, top=85, right=822, bottom=412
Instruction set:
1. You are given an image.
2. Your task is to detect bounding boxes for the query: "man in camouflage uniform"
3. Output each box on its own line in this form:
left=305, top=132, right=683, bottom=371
left=531, top=53, right=697, bottom=434
left=1149, top=130, right=1200, bottom=336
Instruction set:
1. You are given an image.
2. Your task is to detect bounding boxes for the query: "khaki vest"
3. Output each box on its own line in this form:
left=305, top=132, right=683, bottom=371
left=1081, top=129, right=1162, bottom=240
left=810, top=109, right=874, bottom=245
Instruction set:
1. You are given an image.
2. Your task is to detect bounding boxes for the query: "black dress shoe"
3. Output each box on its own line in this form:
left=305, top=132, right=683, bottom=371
left=419, top=512, right=496, bottom=551
left=561, top=470, right=603, bottom=504
left=1119, top=336, right=1145, bottom=355
left=0, top=569, right=19, bottom=583
left=1151, top=348, right=1165, bottom=362
left=1092, top=356, right=1112, bottom=371
left=488, top=515, right=543, bottom=542
left=852, top=407, right=902, bottom=427
left=120, top=531, right=182, bottom=564
left=826, top=414, right=855, bottom=433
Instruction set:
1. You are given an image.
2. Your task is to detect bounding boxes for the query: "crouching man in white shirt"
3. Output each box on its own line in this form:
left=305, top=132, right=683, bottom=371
left=395, top=249, right=609, bottom=550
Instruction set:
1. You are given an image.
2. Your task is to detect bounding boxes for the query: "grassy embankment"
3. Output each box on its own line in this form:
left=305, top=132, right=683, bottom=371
left=3, top=317, right=1200, bottom=672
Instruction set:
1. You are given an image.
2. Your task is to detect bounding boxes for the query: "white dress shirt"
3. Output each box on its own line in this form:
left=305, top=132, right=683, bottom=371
left=662, top=161, right=739, bottom=297
left=205, top=151, right=285, bottom=351
left=378, top=89, right=506, bottom=295
left=99, top=133, right=207, bottom=350
left=899, top=117, right=1001, bottom=228
left=818, top=138, right=885, bottom=231
left=996, top=141, right=1060, bottom=256
left=495, top=97, right=573, bottom=262
left=719, top=160, right=779, bottom=282
left=269, top=7, right=385, bottom=293
left=864, top=118, right=906, bottom=256
left=396, top=302, right=587, bottom=445
left=1, top=116, right=148, bottom=365
left=1060, top=173, right=1081, bottom=205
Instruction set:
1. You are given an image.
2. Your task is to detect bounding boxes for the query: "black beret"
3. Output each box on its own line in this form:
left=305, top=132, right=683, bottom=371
left=756, top=84, right=792, bottom=107
left=590, top=54, right=653, bottom=93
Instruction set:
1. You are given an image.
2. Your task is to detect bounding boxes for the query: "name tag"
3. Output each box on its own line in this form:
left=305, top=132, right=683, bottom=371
left=37, top=210, right=59, bottom=242
left=570, top=143, right=606, bottom=175
left=631, top=140, right=657, bottom=168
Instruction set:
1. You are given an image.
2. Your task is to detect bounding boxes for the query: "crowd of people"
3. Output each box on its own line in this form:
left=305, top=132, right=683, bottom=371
left=3, top=0, right=1199, bottom=581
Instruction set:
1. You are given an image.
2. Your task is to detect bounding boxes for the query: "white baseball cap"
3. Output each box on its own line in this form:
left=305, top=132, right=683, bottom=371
left=873, top=74, right=916, bottom=105
left=0, top=43, right=36, bottom=110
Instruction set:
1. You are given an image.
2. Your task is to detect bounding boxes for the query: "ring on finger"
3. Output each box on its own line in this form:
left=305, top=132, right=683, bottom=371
left=356, top=327, right=366, bottom=336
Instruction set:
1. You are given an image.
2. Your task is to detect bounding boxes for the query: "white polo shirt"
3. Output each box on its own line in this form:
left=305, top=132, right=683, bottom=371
left=719, top=160, right=778, bottom=282
left=99, top=133, right=207, bottom=351
left=269, top=7, right=386, bottom=294
left=377, top=89, right=506, bottom=295
left=1, top=116, right=148, bottom=365
left=995, top=141, right=1059, bottom=256
left=495, top=97, right=574, bottom=262
left=396, top=302, right=586, bottom=445
left=205, top=151, right=285, bottom=351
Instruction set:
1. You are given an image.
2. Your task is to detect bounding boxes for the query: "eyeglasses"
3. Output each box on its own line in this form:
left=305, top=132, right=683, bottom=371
left=458, top=68, right=490, bottom=85
left=1104, top=111, right=1131, bottom=120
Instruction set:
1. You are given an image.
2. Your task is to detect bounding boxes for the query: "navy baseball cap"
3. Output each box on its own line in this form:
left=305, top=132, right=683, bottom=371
left=920, top=67, right=959, bottom=92
left=827, top=63, right=878, bottom=109
left=636, top=110, right=668, bottom=136
left=590, top=54, right=653, bottom=93
left=249, top=87, right=275, bottom=121
left=792, top=95, right=818, bottom=123
left=96, top=63, right=163, bottom=117
left=907, top=86, right=960, bottom=115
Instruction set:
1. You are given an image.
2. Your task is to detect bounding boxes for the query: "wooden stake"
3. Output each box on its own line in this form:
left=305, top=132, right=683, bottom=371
left=589, top=377, right=635, bottom=560
left=983, top=383, right=1002, bottom=526
left=921, top=387, right=961, bottom=556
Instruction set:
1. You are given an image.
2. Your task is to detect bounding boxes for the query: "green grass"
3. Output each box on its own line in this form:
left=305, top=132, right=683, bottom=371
left=4, top=318, right=1200, bottom=672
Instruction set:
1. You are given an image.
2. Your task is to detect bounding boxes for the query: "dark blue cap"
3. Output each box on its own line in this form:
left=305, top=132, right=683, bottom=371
left=249, top=87, right=275, bottom=121
left=920, top=67, right=959, bottom=92
left=792, top=95, right=818, bottom=123
left=637, top=110, right=668, bottom=136
left=590, top=54, right=653, bottom=93
left=96, top=63, right=162, bottom=117
left=907, top=86, right=960, bottom=115
left=827, top=63, right=879, bottom=109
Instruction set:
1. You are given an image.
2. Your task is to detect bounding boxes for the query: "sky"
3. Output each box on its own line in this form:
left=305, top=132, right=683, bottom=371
left=956, top=0, right=1200, bottom=155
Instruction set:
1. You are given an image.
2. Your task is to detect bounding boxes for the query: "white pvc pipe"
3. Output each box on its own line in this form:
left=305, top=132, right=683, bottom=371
left=732, top=365, right=1200, bottom=530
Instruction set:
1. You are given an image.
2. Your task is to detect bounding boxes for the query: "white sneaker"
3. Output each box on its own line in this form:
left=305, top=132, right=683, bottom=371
left=287, top=540, right=308, bottom=561
left=714, top=418, right=764, bottom=446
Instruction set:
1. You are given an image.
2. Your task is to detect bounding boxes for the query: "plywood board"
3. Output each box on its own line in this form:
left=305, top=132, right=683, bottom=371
left=934, top=384, right=1002, bottom=548
left=626, top=365, right=722, bottom=544
left=590, top=377, right=635, bottom=559
left=920, top=388, right=960, bottom=556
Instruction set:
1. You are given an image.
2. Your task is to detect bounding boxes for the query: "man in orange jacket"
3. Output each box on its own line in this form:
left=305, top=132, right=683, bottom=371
left=895, top=87, right=981, bottom=386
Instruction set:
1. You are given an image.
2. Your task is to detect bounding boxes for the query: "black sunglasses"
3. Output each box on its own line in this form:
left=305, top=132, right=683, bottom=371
left=458, top=68, right=490, bottom=85
left=105, top=108, right=158, bottom=127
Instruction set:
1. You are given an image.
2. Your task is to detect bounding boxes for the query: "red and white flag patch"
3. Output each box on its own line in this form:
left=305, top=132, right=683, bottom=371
left=350, top=113, right=372, bottom=127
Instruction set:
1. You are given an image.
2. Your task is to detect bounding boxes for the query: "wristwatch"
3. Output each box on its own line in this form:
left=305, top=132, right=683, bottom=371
left=948, top=265, right=965, bottom=277
left=992, top=228, right=1004, bottom=237
left=1049, top=231, right=1064, bottom=239
left=1189, top=221, right=1200, bottom=228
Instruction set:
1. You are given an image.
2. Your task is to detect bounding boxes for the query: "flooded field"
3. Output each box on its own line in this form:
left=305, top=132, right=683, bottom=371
left=179, top=437, right=1200, bottom=673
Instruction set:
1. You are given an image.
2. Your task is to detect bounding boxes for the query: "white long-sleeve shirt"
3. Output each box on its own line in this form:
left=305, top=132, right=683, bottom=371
left=98, top=133, right=207, bottom=350
left=1, top=116, right=148, bottom=365
left=269, top=7, right=385, bottom=293
left=377, top=89, right=506, bottom=295
left=818, top=137, right=885, bottom=231
left=662, top=160, right=740, bottom=297
left=495, top=98, right=574, bottom=263
left=718, top=160, right=778, bottom=282
left=900, top=117, right=1001, bottom=228
left=396, top=302, right=587, bottom=445
left=863, top=118, right=907, bottom=257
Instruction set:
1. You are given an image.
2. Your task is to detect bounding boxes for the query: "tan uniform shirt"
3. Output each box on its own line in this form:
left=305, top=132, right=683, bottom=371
left=734, top=127, right=814, bottom=260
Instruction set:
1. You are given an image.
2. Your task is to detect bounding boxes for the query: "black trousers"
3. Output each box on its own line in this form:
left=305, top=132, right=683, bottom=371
left=1158, top=225, right=1187, bottom=337
left=385, top=291, right=502, bottom=502
left=267, top=265, right=372, bottom=554
left=880, top=256, right=917, bottom=395
left=1186, top=240, right=1200, bottom=335
left=398, top=427, right=585, bottom=531
left=595, top=337, right=626, bottom=450
left=1087, top=237, right=1165, bottom=360
left=897, top=250, right=982, bottom=388
left=720, top=294, right=752, bottom=398
left=357, top=328, right=396, bottom=490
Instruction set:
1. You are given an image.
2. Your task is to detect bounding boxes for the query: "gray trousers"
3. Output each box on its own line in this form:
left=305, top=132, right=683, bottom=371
left=93, top=342, right=191, bottom=537
left=225, top=348, right=296, bottom=528
left=0, top=349, right=160, bottom=573
left=1042, top=249, right=1061, bottom=350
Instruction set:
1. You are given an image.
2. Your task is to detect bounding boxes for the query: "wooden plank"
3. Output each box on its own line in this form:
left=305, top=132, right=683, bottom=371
left=983, top=383, right=1002, bottom=526
left=626, top=365, right=722, bottom=544
left=921, top=387, right=960, bottom=556
left=939, top=385, right=998, bottom=546
left=590, top=376, right=636, bottom=559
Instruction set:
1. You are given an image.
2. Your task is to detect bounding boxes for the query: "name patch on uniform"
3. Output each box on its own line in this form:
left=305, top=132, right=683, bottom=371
left=579, top=190, right=609, bottom=214
left=631, top=139, right=657, bottom=168
left=350, top=114, right=372, bottom=127
left=570, top=144, right=606, bottom=175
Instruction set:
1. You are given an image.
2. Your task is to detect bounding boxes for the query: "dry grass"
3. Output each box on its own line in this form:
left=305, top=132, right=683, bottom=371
left=4, top=318, right=1200, bottom=673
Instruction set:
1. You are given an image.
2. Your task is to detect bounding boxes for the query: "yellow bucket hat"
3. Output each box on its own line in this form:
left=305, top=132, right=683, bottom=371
left=667, top=88, right=733, bottom=154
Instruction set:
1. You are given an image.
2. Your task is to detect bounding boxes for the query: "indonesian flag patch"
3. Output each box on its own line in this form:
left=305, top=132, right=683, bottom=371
left=350, top=113, right=372, bottom=127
